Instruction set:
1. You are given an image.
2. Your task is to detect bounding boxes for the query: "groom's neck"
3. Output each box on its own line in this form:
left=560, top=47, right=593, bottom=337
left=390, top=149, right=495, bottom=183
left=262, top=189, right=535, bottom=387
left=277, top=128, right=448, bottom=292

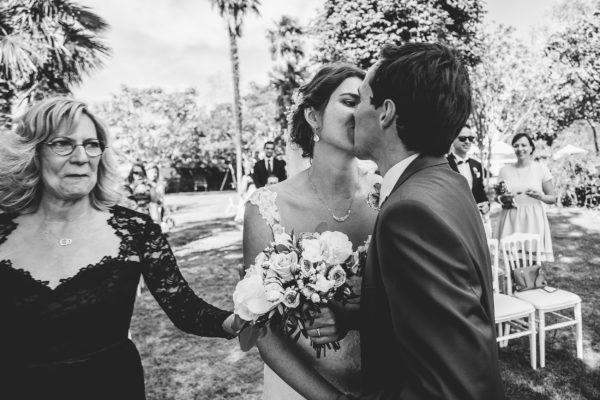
left=376, top=142, right=416, bottom=177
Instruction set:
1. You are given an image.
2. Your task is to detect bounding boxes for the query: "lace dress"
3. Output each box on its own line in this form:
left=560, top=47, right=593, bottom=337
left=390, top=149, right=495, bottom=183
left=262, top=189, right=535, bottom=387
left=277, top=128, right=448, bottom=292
left=0, top=206, right=232, bottom=400
left=248, top=189, right=362, bottom=399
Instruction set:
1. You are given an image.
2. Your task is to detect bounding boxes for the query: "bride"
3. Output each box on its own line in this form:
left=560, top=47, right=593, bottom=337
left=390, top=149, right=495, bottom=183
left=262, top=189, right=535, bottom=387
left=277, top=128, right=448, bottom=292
left=243, top=64, right=379, bottom=399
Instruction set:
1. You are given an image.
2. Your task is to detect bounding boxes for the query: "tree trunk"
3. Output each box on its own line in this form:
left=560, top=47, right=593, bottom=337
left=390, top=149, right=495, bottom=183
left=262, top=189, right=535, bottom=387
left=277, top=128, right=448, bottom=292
left=229, top=32, right=243, bottom=194
left=586, top=119, right=599, bottom=155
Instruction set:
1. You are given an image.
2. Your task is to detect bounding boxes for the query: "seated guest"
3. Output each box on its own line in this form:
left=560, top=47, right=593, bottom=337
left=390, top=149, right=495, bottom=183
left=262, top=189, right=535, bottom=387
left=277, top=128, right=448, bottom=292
left=0, top=97, right=241, bottom=400
left=252, top=141, right=287, bottom=188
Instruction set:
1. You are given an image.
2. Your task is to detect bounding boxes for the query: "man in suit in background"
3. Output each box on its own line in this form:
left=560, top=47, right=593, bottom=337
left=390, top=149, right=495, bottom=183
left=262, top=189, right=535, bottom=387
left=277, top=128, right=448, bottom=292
left=328, top=42, right=504, bottom=400
left=447, top=125, right=490, bottom=211
left=252, top=141, right=287, bottom=188
left=447, top=125, right=491, bottom=235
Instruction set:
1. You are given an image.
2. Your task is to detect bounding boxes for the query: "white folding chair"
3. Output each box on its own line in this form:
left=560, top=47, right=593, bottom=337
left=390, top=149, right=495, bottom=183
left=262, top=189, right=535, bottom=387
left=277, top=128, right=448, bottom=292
left=488, top=238, right=537, bottom=369
left=501, top=233, right=583, bottom=368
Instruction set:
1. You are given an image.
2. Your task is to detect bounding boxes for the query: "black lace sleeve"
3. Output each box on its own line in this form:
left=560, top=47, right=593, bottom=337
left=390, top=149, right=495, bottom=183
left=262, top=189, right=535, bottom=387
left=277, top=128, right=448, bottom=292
left=139, top=217, right=234, bottom=339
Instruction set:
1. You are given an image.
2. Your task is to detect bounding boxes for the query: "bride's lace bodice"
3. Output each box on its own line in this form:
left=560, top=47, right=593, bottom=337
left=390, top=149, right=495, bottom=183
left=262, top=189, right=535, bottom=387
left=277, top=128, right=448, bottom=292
left=248, top=188, right=362, bottom=398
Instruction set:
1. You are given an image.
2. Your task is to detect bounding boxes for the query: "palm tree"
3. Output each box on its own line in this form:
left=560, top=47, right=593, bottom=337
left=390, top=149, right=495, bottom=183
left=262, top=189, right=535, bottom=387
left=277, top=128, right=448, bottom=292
left=0, top=0, right=110, bottom=127
left=267, top=16, right=306, bottom=136
left=0, top=5, right=36, bottom=127
left=209, top=0, right=261, bottom=193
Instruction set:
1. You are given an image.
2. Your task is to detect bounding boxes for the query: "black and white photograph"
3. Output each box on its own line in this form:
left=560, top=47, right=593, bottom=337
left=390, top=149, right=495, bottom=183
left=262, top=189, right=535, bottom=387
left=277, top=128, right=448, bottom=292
left=1, top=0, right=599, bottom=399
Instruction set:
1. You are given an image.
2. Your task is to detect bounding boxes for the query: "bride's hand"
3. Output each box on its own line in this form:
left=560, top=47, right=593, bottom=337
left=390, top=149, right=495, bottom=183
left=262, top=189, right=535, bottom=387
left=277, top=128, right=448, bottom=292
left=305, top=305, right=349, bottom=345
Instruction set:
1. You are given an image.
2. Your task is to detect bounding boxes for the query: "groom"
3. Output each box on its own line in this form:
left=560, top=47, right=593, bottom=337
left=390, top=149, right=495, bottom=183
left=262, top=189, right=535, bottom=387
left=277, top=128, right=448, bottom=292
left=313, top=43, right=504, bottom=400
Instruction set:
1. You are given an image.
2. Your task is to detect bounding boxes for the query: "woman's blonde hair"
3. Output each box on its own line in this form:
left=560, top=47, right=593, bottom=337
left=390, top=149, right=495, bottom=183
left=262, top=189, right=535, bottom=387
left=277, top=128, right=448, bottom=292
left=0, top=97, right=121, bottom=213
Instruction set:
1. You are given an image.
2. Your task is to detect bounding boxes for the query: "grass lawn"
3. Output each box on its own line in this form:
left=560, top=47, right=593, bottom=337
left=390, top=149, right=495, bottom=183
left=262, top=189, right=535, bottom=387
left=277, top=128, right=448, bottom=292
left=130, top=207, right=600, bottom=400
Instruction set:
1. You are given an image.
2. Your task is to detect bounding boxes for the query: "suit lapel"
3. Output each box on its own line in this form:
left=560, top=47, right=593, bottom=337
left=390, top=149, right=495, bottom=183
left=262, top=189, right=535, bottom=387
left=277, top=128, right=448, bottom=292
left=447, top=153, right=458, bottom=172
left=380, top=155, right=448, bottom=209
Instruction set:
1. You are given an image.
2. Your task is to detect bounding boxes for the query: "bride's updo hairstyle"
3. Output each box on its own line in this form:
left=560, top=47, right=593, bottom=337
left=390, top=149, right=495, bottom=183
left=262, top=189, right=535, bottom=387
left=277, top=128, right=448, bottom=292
left=288, top=63, right=365, bottom=158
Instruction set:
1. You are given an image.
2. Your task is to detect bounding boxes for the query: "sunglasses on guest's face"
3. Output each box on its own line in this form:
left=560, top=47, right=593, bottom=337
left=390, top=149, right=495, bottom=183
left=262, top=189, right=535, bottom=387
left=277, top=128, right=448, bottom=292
left=457, top=136, right=476, bottom=143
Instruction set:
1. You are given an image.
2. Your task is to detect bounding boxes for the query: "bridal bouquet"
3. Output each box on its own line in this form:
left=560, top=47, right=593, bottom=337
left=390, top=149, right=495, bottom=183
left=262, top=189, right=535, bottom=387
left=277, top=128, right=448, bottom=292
left=233, top=231, right=370, bottom=357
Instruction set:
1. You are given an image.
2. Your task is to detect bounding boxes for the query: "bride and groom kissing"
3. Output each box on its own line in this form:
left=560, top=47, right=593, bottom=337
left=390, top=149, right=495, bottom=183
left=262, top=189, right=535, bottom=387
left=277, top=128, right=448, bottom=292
left=241, top=42, right=505, bottom=400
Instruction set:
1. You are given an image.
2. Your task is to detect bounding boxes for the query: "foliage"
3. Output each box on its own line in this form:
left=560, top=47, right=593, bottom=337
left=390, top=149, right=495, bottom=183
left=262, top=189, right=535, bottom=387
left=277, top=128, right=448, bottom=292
left=93, top=84, right=278, bottom=165
left=267, top=16, right=307, bottom=135
left=545, top=7, right=600, bottom=154
left=468, top=24, right=562, bottom=181
left=94, top=87, right=206, bottom=165
left=0, top=0, right=110, bottom=127
left=311, top=0, right=485, bottom=70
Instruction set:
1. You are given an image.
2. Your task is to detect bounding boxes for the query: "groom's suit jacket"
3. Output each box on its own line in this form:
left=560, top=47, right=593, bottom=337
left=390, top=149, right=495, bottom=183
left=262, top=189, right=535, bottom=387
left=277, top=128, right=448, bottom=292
left=359, top=155, right=504, bottom=400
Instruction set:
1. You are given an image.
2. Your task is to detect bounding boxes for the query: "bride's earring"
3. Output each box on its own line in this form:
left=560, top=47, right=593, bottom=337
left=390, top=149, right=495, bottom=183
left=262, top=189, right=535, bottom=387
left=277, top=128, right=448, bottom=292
left=313, top=126, right=321, bottom=143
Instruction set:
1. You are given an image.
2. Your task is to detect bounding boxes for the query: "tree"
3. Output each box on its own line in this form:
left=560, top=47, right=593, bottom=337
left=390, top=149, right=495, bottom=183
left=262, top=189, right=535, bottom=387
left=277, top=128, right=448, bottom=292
left=545, top=9, right=600, bottom=154
left=94, top=83, right=278, bottom=172
left=209, top=0, right=261, bottom=193
left=267, top=16, right=307, bottom=136
left=469, top=24, right=560, bottom=184
left=312, top=0, right=485, bottom=70
left=0, top=0, right=110, bottom=127
left=94, top=86, right=206, bottom=165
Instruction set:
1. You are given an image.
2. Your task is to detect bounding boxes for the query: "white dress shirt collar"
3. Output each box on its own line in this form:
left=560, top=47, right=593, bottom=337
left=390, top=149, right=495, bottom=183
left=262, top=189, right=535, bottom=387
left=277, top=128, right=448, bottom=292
left=452, top=151, right=469, bottom=164
left=380, top=153, right=420, bottom=205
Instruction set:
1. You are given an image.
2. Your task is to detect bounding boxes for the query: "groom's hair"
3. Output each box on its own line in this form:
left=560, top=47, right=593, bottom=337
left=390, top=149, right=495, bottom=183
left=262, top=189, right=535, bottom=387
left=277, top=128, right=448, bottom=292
left=370, top=43, right=472, bottom=157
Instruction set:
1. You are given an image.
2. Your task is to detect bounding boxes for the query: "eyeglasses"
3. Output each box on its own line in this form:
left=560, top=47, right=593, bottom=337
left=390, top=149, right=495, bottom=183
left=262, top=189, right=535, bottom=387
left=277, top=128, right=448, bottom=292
left=457, top=136, right=476, bottom=143
left=45, top=138, right=106, bottom=157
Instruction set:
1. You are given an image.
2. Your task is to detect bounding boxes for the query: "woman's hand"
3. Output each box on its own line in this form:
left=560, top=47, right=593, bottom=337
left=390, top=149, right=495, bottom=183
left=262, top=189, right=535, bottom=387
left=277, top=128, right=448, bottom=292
left=525, top=189, right=543, bottom=200
left=498, top=192, right=514, bottom=205
left=222, top=314, right=245, bottom=336
left=305, top=305, right=349, bottom=345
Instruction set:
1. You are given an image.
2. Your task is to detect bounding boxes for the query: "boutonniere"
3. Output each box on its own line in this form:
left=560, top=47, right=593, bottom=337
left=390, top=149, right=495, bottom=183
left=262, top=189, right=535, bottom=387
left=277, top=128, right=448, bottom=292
left=366, top=183, right=381, bottom=212
left=472, top=167, right=481, bottom=179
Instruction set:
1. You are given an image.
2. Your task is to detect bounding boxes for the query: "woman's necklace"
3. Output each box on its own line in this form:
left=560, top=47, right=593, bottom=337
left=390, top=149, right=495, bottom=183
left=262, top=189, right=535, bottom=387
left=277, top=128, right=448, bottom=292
left=40, top=211, right=93, bottom=247
left=308, top=169, right=355, bottom=222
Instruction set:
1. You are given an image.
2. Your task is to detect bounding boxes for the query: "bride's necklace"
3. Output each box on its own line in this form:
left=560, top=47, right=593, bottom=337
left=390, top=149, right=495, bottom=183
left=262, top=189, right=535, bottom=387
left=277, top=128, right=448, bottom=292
left=308, top=169, right=355, bottom=222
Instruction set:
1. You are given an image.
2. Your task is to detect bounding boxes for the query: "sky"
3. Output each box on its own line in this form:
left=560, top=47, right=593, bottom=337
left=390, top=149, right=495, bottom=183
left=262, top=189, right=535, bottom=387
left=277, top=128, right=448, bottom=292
left=73, top=0, right=562, bottom=106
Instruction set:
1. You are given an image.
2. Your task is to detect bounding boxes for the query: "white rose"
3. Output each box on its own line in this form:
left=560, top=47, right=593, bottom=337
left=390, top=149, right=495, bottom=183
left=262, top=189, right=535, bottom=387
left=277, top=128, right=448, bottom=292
left=301, top=286, right=315, bottom=299
left=265, top=281, right=284, bottom=303
left=254, top=252, right=269, bottom=267
left=320, top=231, right=353, bottom=265
left=268, top=252, right=298, bottom=282
left=310, top=293, right=322, bottom=303
left=282, top=288, right=301, bottom=309
left=301, top=239, right=324, bottom=263
left=233, top=274, right=276, bottom=322
left=309, top=274, right=336, bottom=294
left=274, top=232, right=293, bottom=252
left=327, top=265, right=347, bottom=288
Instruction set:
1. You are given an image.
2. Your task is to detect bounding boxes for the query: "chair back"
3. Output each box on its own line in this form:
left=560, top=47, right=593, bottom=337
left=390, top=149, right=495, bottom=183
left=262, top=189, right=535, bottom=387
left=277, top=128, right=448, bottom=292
left=501, top=233, right=542, bottom=294
left=487, top=238, right=500, bottom=294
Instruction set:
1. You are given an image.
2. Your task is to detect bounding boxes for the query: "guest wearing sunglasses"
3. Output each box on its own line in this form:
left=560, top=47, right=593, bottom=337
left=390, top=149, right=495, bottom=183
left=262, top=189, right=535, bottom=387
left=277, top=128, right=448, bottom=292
left=0, top=97, right=241, bottom=400
left=447, top=125, right=491, bottom=235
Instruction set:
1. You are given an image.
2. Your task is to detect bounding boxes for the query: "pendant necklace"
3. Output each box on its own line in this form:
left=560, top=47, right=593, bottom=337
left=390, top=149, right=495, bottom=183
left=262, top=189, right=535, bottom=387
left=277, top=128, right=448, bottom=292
left=308, top=169, right=355, bottom=222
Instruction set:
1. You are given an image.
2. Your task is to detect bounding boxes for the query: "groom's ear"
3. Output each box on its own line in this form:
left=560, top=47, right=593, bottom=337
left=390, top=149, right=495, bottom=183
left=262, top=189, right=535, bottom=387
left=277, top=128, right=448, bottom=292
left=380, top=99, right=396, bottom=129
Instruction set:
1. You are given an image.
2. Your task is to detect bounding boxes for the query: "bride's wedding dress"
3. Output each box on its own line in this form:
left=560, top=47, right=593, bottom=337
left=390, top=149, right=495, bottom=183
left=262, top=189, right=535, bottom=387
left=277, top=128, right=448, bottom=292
left=248, top=188, right=362, bottom=399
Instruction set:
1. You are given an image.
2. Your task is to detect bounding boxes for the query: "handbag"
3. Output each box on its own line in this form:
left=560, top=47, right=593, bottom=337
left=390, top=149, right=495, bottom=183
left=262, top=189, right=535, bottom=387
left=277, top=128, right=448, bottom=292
left=512, top=264, right=547, bottom=292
